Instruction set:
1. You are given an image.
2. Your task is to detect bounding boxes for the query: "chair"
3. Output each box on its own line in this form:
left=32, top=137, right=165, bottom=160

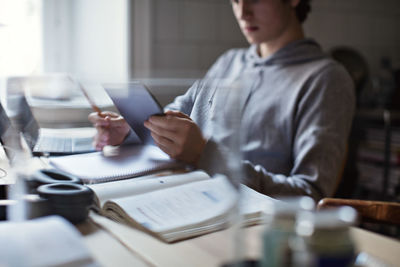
left=318, top=48, right=400, bottom=237
left=330, top=46, right=370, bottom=199
left=317, top=198, right=400, bottom=226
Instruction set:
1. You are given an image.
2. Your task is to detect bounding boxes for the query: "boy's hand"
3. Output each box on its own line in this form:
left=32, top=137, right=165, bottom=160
left=88, top=111, right=130, bottom=150
left=144, top=110, right=206, bottom=165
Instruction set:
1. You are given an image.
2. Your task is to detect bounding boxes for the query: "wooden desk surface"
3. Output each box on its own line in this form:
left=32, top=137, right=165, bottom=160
left=81, top=213, right=400, bottom=267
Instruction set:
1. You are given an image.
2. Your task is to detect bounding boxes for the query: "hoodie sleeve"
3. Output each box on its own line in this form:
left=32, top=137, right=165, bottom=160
left=241, top=63, right=355, bottom=201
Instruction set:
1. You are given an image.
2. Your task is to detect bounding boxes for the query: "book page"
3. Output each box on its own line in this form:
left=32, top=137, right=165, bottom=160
left=0, top=216, right=98, bottom=267
left=88, top=170, right=210, bottom=207
left=105, top=175, right=237, bottom=236
left=239, top=185, right=275, bottom=215
left=238, top=185, right=276, bottom=225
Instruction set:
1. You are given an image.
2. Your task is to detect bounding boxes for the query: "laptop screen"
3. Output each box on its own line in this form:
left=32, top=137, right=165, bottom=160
left=0, top=103, right=23, bottom=163
left=6, top=95, right=40, bottom=151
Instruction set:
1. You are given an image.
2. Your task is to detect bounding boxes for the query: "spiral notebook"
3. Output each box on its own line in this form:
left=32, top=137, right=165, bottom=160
left=49, top=145, right=184, bottom=184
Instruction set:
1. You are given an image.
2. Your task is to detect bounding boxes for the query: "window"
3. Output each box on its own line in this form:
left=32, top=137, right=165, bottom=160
left=0, top=0, right=43, bottom=76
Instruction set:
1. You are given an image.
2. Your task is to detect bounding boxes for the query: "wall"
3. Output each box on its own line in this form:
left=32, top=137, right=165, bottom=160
left=131, top=0, right=247, bottom=79
left=305, top=0, right=400, bottom=76
left=134, top=0, right=400, bottom=80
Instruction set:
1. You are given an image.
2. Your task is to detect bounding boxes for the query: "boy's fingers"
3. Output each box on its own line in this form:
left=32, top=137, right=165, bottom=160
left=89, top=111, right=121, bottom=125
left=107, top=116, right=128, bottom=127
left=144, top=121, right=176, bottom=141
left=164, top=110, right=190, bottom=119
left=151, top=132, right=174, bottom=148
left=98, top=111, right=119, bottom=117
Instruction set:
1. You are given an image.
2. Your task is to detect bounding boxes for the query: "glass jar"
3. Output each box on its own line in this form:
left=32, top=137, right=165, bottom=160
left=293, top=207, right=357, bottom=267
left=260, top=196, right=315, bottom=267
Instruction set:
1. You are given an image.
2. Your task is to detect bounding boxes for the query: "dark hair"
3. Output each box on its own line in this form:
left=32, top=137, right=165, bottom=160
left=283, top=0, right=312, bottom=24
left=296, top=0, right=312, bottom=23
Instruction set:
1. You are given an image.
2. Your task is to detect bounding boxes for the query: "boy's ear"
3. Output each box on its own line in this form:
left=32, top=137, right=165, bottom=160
left=290, top=0, right=300, bottom=8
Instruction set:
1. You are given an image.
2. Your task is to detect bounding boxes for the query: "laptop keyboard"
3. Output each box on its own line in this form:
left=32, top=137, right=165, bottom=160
left=35, top=135, right=94, bottom=153
left=35, top=136, right=74, bottom=153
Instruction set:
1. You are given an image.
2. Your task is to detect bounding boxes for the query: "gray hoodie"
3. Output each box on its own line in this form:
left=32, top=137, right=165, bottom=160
left=166, top=39, right=355, bottom=201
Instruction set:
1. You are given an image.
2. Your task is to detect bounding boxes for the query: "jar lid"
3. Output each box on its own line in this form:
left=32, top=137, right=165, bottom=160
left=296, top=207, right=358, bottom=236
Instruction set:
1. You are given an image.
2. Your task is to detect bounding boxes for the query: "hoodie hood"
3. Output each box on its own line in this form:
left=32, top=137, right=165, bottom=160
left=246, top=38, right=327, bottom=67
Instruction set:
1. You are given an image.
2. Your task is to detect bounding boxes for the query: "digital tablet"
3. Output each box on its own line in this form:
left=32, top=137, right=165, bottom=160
left=104, top=82, right=163, bottom=144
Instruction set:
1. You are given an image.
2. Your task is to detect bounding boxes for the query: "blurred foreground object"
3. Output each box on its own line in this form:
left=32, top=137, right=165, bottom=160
left=0, top=216, right=98, bottom=266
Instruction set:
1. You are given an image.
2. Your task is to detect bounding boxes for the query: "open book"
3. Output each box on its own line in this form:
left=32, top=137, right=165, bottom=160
left=88, top=170, right=275, bottom=243
left=49, top=145, right=184, bottom=184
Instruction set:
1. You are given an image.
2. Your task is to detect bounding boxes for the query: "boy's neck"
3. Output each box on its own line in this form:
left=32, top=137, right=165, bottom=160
left=258, top=18, right=305, bottom=58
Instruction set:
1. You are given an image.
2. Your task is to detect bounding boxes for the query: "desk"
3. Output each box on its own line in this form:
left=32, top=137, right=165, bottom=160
left=78, top=213, right=400, bottom=267
left=0, top=128, right=398, bottom=266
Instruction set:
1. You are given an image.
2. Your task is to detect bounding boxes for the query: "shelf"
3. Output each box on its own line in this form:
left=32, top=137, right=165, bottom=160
left=356, top=109, right=400, bottom=124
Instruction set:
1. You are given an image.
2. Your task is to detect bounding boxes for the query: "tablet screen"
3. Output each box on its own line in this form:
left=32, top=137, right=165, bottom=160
left=104, top=82, right=163, bottom=144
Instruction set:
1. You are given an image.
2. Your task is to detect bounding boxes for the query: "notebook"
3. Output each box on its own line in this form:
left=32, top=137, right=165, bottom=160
left=7, top=94, right=96, bottom=155
left=49, top=144, right=184, bottom=184
left=104, top=82, right=163, bottom=144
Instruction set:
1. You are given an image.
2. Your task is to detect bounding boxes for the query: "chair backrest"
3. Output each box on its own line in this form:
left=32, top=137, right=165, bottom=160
left=330, top=46, right=369, bottom=99
left=329, top=46, right=369, bottom=198
left=318, top=198, right=400, bottom=225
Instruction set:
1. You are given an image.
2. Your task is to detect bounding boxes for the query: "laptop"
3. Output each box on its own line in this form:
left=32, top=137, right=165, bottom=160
left=0, top=102, right=24, bottom=163
left=7, top=94, right=96, bottom=156
left=104, top=82, right=163, bottom=145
